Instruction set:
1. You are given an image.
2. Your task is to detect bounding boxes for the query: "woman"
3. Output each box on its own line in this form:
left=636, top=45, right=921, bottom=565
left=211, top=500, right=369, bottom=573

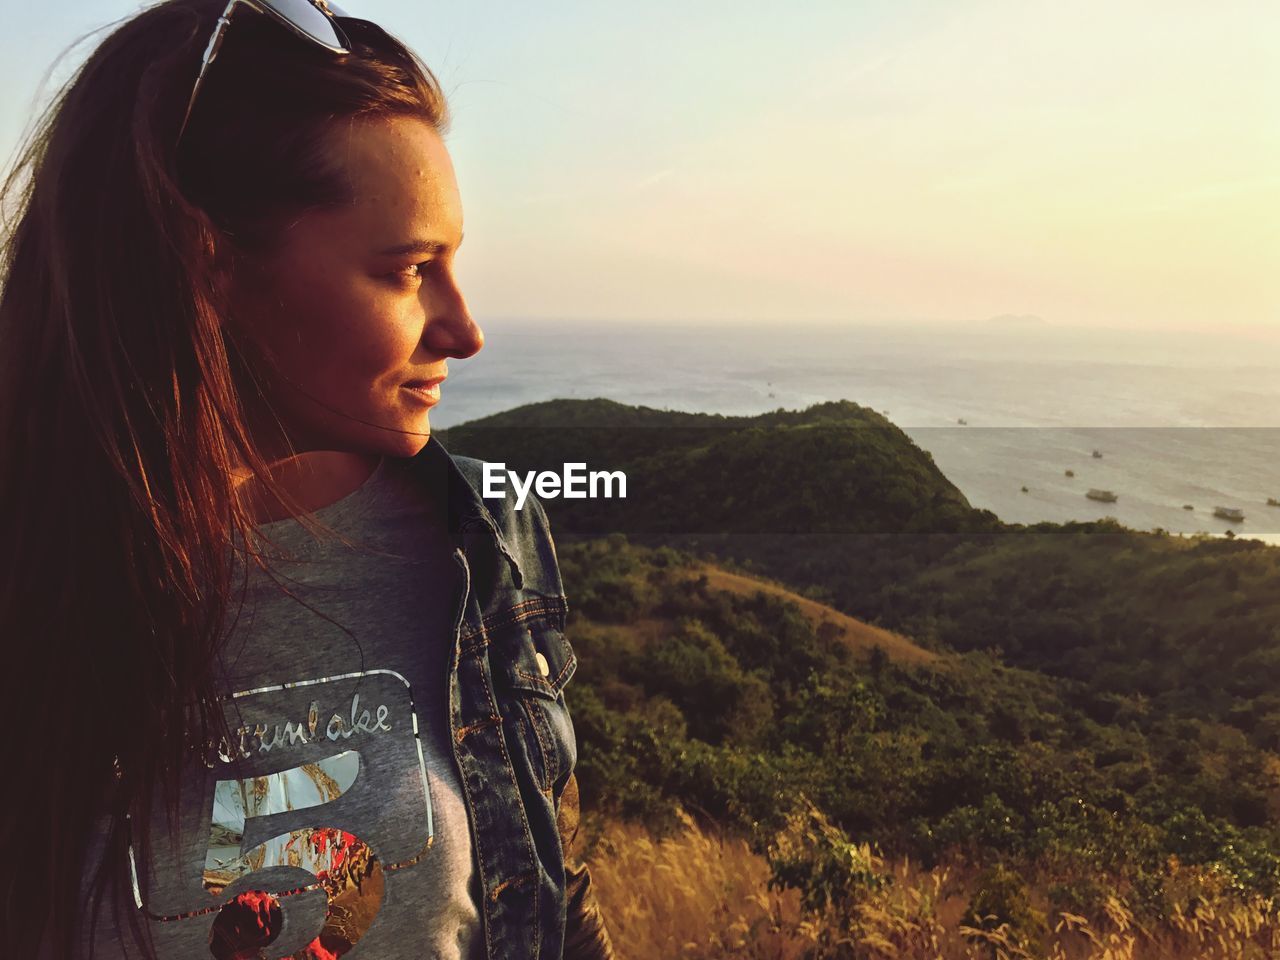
left=0, top=1, right=615, bottom=957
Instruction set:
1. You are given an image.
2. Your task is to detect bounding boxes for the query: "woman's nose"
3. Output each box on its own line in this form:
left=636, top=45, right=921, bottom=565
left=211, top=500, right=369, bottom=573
left=424, top=275, right=483, bottom=359
left=438, top=306, right=484, bottom=360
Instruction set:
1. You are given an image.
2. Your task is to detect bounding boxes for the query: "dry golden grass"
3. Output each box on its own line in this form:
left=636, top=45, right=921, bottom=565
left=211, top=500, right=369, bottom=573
left=580, top=805, right=809, bottom=959
left=581, top=808, right=1280, bottom=960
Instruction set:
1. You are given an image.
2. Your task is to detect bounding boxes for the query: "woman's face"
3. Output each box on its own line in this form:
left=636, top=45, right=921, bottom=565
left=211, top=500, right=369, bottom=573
left=226, top=114, right=482, bottom=461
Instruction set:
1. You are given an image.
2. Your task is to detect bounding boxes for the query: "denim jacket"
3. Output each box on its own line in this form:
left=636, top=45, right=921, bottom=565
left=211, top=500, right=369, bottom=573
left=411, top=434, right=616, bottom=960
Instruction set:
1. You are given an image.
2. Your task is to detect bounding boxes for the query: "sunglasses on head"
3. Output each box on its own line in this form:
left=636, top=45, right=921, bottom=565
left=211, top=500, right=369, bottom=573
left=178, top=0, right=354, bottom=146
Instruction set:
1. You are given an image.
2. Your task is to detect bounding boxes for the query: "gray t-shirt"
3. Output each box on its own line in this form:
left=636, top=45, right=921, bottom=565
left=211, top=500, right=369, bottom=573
left=84, top=454, right=485, bottom=959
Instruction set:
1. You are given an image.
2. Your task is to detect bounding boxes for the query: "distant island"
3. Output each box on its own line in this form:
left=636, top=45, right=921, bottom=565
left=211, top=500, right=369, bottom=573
left=986, top=312, right=1046, bottom=326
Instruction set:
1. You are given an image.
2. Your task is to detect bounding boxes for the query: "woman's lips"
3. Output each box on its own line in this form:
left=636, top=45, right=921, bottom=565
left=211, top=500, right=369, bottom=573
left=402, top=379, right=443, bottom=403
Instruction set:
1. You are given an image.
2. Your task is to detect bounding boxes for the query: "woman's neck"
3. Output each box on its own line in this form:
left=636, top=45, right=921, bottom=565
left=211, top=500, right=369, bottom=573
left=232, top=450, right=383, bottom=525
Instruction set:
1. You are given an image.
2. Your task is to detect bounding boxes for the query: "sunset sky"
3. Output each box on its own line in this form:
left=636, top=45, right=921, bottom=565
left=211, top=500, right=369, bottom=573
left=2, top=0, right=1276, bottom=332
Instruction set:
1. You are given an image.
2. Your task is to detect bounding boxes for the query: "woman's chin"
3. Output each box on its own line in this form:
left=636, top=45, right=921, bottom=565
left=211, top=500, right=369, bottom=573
left=383, top=412, right=433, bottom=458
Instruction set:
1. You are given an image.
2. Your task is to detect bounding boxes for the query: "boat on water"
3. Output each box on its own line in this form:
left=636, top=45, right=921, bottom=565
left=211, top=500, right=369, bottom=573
left=1213, top=506, right=1245, bottom=522
left=1267, top=497, right=1280, bottom=507
left=957, top=418, right=968, bottom=425
left=1086, top=489, right=1118, bottom=503
left=1065, top=469, right=1074, bottom=477
left=1183, top=504, right=1194, bottom=511
left=1091, top=449, right=1103, bottom=459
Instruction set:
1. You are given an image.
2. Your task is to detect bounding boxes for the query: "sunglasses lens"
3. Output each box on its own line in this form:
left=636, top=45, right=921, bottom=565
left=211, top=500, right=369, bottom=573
left=256, top=0, right=351, bottom=53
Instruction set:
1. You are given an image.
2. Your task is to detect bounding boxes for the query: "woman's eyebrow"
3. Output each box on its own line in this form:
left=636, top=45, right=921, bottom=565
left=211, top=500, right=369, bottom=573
left=378, top=232, right=464, bottom=256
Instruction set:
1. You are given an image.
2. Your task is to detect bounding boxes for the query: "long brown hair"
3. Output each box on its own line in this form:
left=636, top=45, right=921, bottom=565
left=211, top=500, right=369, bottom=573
left=0, top=2, right=449, bottom=955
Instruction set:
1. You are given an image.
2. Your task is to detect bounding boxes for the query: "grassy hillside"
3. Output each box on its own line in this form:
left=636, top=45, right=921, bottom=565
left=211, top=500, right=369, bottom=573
left=559, top=537, right=1280, bottom=956
left=442, top=399, right=1280, bottom=749
left=684, top=565, right=941, bottom=667
left=440, top=399, right=1280, bottom=955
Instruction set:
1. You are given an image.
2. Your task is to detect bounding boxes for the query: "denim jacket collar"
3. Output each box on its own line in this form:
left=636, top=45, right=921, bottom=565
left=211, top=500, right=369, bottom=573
left=408, top=433, right=526, bottom=590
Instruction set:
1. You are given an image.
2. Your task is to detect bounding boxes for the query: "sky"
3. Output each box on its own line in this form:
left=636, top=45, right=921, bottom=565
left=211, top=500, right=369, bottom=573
left=2, top=0, right=1277, bottom=333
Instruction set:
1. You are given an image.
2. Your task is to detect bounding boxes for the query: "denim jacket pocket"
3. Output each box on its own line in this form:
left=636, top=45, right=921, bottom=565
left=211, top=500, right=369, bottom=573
left=489, top=616, right=579, bottom=796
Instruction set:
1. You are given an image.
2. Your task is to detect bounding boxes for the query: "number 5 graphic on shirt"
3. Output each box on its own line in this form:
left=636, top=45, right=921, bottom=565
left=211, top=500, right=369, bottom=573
left=132, top=750, right=385, bottom=959
left=205, top=749, right=384, bottom=959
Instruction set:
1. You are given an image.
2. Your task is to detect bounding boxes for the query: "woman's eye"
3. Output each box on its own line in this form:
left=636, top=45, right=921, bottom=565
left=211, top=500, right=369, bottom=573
left=393, top=261, right=430, bottom=284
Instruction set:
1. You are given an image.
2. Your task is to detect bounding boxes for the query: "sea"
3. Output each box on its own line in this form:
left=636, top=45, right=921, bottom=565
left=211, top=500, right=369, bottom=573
left=432, top=318, right=1280, bottom=544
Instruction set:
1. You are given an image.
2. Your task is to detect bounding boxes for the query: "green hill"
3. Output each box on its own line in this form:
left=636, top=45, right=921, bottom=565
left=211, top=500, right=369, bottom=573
left=438, top=397, right=993, bottom=535
left=443, top=400, right=1280, bottom=744
left=441, top=399, right=1280, bottom=928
